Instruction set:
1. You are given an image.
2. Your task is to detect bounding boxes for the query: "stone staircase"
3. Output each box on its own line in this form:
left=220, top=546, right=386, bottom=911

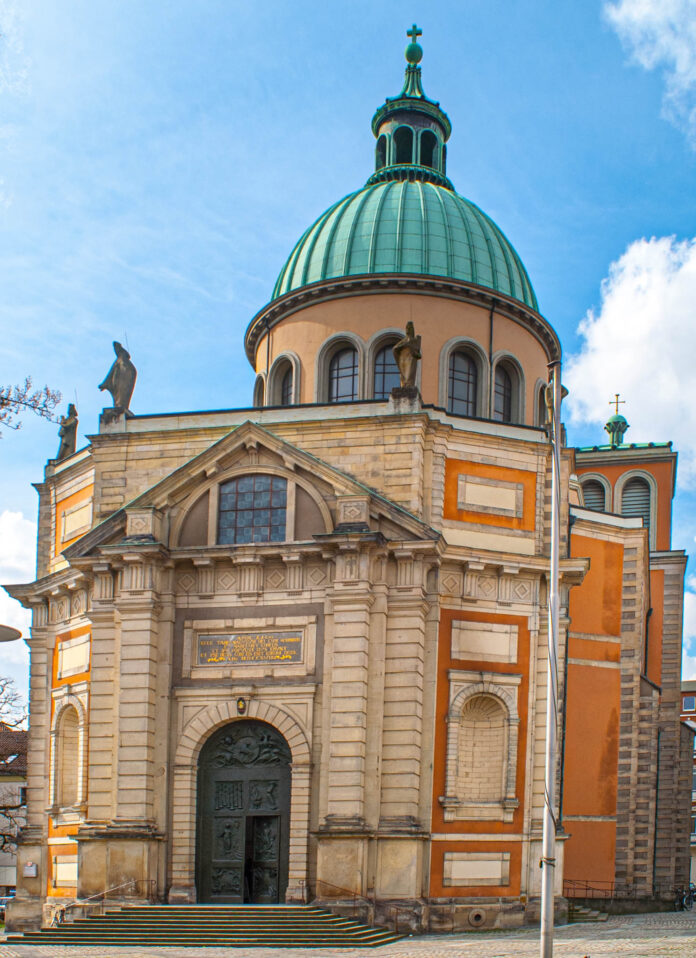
left=6, top=904, right=404, bottom=948
left=568, top=901, right=609, bottom=923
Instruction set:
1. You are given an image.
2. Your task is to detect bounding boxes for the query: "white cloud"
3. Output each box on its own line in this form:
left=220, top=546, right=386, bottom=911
left=604, top=0, right=696, bottom=144
left=0, top=509, right=35, bottom=700
left=566, top=234, right=696, bottom=482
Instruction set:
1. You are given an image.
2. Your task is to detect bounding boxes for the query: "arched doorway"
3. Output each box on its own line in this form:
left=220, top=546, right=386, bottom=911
left=196, top=720, right=291, bottom=903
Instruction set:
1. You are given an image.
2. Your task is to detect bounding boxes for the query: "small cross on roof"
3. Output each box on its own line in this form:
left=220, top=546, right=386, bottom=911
left=610, top=393, right=626, bottom=415
left=407, top=24, right=422, bottom=42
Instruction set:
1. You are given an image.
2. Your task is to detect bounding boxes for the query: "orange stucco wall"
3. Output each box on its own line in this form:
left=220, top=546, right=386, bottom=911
left=255, top=293, right=551, bottom=423
left=47, top=625, right=91, bottom=897
left=575, top=459, right=673, bottom=551
left=569, top=534, right=623, bottom=636
left=54, top=484, right=94, bottom=559
left=563, top=532, right=623, bottom=885
left=443, top=458, right=537, bottom=531
left=430, top=609, right=530, bottom=897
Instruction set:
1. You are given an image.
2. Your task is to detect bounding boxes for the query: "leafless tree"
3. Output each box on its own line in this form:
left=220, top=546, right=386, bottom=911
left=0, top=378, right=62, bottom=433
left=0, top=676, right=27, bottom=853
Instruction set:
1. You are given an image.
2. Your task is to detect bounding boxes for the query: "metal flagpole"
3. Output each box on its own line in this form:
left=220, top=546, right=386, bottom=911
left=540, top=361, right=562, bottom=958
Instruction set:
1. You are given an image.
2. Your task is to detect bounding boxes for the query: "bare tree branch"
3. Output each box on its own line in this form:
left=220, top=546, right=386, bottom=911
left=0, top=378, right=62, bottom=433
left=0, top=676, right=27, bottom=853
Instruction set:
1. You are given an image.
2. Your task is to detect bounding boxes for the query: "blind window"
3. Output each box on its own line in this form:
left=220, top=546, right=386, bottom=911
left=582, top=480, right=606, bottom=512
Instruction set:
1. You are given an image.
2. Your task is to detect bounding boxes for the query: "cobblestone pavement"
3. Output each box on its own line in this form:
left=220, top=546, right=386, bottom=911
left=1, top=913, right=696, bottom=957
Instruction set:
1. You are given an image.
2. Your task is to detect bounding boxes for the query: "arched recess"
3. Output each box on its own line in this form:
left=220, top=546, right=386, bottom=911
left=375, top=134, right=387, bottom=171
left=393, top=125, right=414, bottom=164
left=253, top=375, right=265, bottom=408
left=172, top=463, right=333, bottom=548
left=419, top=129, right=438, bottom=169
left=268, top=352, right=301, bottom=406
left=314, top=332, right=366, bottom=403
left=50, top=695, right=88, bottom=812
left=615, top=469, right=658, bottom=549
left=438, top=337, right=489, bottom=418
left=366, top=329, right=405, bottom=399
left=535, top=379, right=548, bottom=428
left=491, top=352, right=525, bottom=424
left=441, top=675, right=520, bottom=823
left=579, top=473, right=612, bottom=513
left=169, top=699, right=311, bottom=904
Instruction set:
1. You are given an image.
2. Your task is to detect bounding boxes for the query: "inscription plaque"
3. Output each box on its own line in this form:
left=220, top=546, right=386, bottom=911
left=197, top=632, right=302, bottom=667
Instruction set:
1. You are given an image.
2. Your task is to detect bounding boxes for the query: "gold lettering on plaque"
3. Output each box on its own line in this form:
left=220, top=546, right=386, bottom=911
left=197, top=632, right=302, bottom=666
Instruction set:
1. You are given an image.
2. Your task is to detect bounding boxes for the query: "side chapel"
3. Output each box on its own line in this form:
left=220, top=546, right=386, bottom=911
left=5, top=27, right=692, bottom=933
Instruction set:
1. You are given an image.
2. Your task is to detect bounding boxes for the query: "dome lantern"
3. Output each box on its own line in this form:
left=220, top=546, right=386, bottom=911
left=369, top=25, right=453, bottom=189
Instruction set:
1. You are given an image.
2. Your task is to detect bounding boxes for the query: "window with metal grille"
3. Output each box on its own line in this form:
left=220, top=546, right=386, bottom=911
left=448, top=350, right=478, bottom=417
left=493, top=364, right=513, bottom=422
left=373, top=343, right=400, bottom=399
left=582, top=479, right=606, bottom=512
left=329, top=347, right=358, bottom=402
left=280, top=366, right=293, bottom=406
left=621, top=477, right=651, bottom=533
left=218, top=475, right=287, bottom=545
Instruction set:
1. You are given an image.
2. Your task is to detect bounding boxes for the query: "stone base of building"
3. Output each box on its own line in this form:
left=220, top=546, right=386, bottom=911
left=4, top=897, right=44, bottom=933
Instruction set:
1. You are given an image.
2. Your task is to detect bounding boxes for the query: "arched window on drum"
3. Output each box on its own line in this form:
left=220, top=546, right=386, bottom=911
left=448, top=350, right=478, bottom=417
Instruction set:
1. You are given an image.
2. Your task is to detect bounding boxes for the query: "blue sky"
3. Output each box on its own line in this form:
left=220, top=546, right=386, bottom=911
left=2, top=0, right=696, bottom=693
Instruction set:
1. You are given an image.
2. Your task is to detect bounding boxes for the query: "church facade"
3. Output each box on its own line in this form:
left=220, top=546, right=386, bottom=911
left=5, top=30, right=693, bottom=933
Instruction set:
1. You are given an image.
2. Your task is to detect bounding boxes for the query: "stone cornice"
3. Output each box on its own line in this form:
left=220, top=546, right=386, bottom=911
left=244, top=273, right=562, bottom=367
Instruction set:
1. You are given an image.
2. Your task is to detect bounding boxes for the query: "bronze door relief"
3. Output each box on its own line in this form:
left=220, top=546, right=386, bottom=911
left=196, top=720, right=291, bottom=903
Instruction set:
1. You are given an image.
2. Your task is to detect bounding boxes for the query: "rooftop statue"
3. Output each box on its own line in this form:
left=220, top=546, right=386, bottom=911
left=55, top=403, right=78, bottom=461
left=99, top=341, right=137, bottom=414
left=392, top=321, right=421, bottom=390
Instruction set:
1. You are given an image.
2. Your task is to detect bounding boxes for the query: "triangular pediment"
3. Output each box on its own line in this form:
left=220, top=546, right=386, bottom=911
left=63, top=421, right=439, bottom=560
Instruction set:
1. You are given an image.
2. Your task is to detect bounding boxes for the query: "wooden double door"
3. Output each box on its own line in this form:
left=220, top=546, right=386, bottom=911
left=196, top=720, right=291, bottom=903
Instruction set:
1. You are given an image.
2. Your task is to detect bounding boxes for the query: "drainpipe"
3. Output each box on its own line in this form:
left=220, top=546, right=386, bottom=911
left=488, top=302, right=495, bottom=416
left=558, top=515, right=575, bottom=831
left=643, top=607, right=653, bottom=677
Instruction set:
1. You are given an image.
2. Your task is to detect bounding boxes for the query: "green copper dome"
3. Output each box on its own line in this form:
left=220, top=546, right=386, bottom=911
left=270, top=26, right=538, bottom=312
left=271, top=179, right=537, bottom=310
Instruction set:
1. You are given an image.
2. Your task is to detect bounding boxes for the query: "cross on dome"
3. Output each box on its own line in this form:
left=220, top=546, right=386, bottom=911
left=407, top=24, right=422, bottom=42
left=610, top=393, right=626, bottom=415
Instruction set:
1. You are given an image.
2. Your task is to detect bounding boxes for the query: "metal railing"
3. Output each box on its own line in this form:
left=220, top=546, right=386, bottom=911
left=50, top=879, right=157, bottom=925
left=311, top=878, right=368, bottom=919
left=563, top=878, right=675, bottom=900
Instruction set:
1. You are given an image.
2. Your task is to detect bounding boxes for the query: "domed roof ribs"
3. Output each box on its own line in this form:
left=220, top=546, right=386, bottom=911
left=367, top=182, right=394, bottom=273
left=319, top=193, right=356, bottom=281
left=395, top=180, right=408, bottom=272
left=444, top=188, right=477, bottom=285
left=429, top=186, right=455, bottom=278
left=342, top=185, right=377, bottom=276
left=273, top=218, right=316, bottom=298
left=465, top=200, right=500, bottom=293
left=483, top=212, right=537, bottom=310
left=416, top=180, right=429, bottom=274
left=479, top=206, right=519, bottom=301
left=299, top=195, right=348, bottom=287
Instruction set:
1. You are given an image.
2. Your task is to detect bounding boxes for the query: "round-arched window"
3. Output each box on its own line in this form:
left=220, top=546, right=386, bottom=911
left=373, top=343, right=400, bottom=399
left=329, top=347, right=358, bottom=402
left=376, top=134, right=387, bottom=171
left=582, top=480, right=606, bottom=512
left=420, top=130, right=438, bottom=169
left=621, top=477, right=651, bottom=531
left=394, top=126, right=414, bottom=164
left=218, top=475, right=288, bottom=545
left=493, top=364, right=513, bottom=423
left=280, top=366, right=293, bottom=406
left=448, top=350, right=478, bottom=417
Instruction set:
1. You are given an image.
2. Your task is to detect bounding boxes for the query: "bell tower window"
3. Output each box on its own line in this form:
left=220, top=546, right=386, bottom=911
left=420, top=130, right=438, bottom=169
left=376, top=134, right=387, bottom=171
left=394, top=126, right=414, bottom=164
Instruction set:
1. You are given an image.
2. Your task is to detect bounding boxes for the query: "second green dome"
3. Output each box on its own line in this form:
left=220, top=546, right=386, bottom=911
left=272, top=179, right=538, bottom=311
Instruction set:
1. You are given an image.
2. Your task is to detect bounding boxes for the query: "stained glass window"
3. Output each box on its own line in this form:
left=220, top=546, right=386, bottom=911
left=218, top=475, right=287, bottom=545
